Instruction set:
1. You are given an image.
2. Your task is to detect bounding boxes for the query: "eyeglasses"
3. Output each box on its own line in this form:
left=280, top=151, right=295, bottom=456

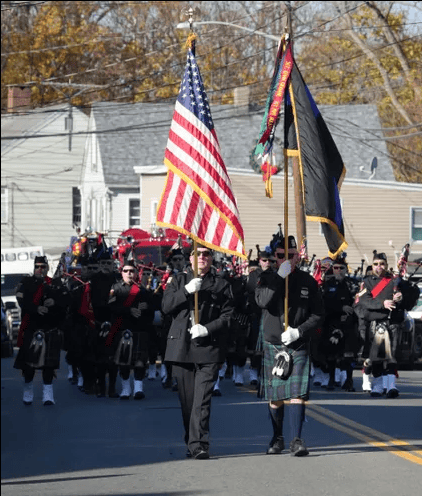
left=191, top=250, right=211, bottom=257
left=333, top=266, right=346, bottom=270
left=275, top=253, right=295, bottom=260
left=122, top=268, right=135, bottom=273
left=372, top=262, right=386, bottom=267
left=34, top=264, right=47, bottom=268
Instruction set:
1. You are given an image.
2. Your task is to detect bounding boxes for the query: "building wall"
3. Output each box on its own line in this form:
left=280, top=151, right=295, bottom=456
left=139, top=171, right=422, bottom=270
left=1, top=108, right=89, bottom=255
left=108, top=188, right=140, bottom=244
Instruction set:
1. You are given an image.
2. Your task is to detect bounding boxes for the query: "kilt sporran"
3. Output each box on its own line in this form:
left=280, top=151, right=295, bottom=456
left=114, top=329, right=133, bottom=366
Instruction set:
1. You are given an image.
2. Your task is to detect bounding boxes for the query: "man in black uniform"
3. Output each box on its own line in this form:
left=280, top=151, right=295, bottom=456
left=162, top=245, right=234, bottom=459
left=106, top=259, right=154, bottom=400
left=256, top=236, right=324, bottom=456
left=354, top=251, right=419, bottom=397
left=245, top=249, right=275, bottom=387
left=14, top=256, right=67, bottom=405
left=90, top=253, right=120, bottom=397
left=320, top=257, right=360, bottom=391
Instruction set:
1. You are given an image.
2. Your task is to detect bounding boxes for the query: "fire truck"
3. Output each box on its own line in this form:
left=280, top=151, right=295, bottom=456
left=115, top=227, right=191, bottom=267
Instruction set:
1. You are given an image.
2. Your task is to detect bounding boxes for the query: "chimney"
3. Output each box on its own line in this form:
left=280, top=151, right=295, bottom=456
left=233, top=86, right=250, bottom=114
left=8, top=87, right=31, bottom=113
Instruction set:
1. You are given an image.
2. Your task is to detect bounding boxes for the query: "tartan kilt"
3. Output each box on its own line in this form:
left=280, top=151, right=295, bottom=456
left=14, top=327, right=63, bottom=370
left=260, top=341, right=310, bottom=401
left=113, top=330, right=148, bottom=368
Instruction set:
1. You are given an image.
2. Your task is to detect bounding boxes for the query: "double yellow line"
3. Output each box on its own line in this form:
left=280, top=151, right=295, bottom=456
left=306, top=403, right=422, bottom=466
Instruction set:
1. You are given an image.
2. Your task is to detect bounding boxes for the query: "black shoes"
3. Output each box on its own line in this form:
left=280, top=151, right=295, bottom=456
left=134, top=391, right=145, bottom=400
left=266, top=436, right=285, bottom=454
left=290, top=437, right=309, bottom=457
left=191, top=448, right=210, bottom=460
left=212, top=389, right=222, bottom=397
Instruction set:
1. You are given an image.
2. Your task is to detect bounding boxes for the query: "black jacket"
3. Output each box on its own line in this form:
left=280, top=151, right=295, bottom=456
left=162, top=267, right=234, bottom=363
left=255, top=268, right=324, bottom=348
left=355, top=273, right=419, bottom=324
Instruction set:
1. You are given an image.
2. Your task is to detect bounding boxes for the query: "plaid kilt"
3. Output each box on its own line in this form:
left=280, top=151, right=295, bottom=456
left=14, top=327, right=63, bottom=370
left=260, top=341, right=310, bottom=401
left=113, top=330, right=148, bottom=368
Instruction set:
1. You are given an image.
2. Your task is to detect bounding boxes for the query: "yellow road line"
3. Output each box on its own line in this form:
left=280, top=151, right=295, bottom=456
left=306, top=404, right=422, bottom=466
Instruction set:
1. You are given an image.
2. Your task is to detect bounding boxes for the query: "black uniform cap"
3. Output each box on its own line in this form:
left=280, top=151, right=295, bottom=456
left=373, top=251, right=387, bottom=262
left=34, top=255, right=48, bottom=265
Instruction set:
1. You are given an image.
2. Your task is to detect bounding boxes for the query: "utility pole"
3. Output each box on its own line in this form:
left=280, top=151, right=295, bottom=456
left=285, top=2, right=307, bottom=248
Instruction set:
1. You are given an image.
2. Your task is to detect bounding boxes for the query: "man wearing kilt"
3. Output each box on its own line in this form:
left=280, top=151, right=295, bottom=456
left=256, top=236, right=323, bottom=457
left=14, top=256, right=68, bottom=405
left=106, top=259, right=154, bottom=400
left=90, top=254, right=120, bottom=398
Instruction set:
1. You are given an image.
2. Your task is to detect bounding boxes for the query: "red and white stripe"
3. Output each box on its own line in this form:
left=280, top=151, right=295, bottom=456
left=157, top=101, right=245, bottom=257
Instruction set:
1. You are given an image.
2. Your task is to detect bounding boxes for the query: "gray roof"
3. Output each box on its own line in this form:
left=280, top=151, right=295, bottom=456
left=92, top=101, right=395, bottom=186
left=1, top=105, right=69, bottom=155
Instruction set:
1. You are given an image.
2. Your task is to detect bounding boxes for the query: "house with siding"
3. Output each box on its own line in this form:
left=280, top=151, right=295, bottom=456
left=1, top=101, right=89, bottom=256
left=80, top=98, right=421, bottom=271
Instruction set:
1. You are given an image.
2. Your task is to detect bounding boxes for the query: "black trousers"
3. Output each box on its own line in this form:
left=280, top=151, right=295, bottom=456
left=172, top=362, right=219, bottom=453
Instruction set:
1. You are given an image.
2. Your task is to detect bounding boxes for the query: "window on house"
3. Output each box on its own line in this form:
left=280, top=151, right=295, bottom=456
left=72, top=187, right=81, bottom=228
left=411, top=207, right=422, bottom=242
left=129, top=199, right=140, bottom=227
left=1, top=187, right=8, bottom=224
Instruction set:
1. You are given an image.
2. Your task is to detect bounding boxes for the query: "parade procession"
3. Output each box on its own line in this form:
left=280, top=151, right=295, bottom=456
left=1, top=2, right=422, bottom=495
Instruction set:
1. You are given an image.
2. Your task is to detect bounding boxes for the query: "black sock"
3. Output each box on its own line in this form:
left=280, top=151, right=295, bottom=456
left=289, top=403, right=305, bottom=440
left=268, top=403, right=284, bottom=439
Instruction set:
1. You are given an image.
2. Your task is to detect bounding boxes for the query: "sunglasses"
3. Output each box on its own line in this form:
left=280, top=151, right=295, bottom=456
left=122, top=268, right=135, bottom=273
left=191, top=250, right=211, bottom=257
left=333, top=266, right=346, bottom=270
left=88, top=266, right=99, bottom=271
left=35, top=264, right=47, bottom=268
left=172, top=256, right=184, bottom=262
left=372, top=262, right=386, bottom=267
left=275, top=253, right=295, bottom=260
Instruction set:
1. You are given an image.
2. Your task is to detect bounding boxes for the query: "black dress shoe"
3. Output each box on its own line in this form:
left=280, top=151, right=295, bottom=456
left=212, top=389, right=222, bottom=397
left=290, top=437, right=309, bottom=457
left=192, top=448, right=210, bottom=460
left=134, top=391, right=145, bottom=400
left=266, top=436, right=284, bottom=454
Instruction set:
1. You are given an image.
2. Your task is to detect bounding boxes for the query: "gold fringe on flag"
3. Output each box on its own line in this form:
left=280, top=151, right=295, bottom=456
left=185, top=33, right=197, bottom=49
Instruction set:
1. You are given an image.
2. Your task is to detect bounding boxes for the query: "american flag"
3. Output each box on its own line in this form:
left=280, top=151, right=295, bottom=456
left=156, top=45, right=246, bottom=258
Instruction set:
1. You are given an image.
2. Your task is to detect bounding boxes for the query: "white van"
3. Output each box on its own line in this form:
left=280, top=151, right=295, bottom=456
left=1, top=246, right=45, bottom=343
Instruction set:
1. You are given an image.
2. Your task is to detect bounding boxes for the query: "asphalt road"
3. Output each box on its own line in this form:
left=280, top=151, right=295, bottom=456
left=1, top=353, right=422, bottom=496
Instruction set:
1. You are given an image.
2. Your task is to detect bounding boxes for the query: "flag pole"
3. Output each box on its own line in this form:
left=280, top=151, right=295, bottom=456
left=284, top=144, right=289, bottom=331
left=193, top=239, right=199, bottom=324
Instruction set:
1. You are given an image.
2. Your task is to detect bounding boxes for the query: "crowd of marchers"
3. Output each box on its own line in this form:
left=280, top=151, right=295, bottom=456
left=11, top=228, right=420, bottom=460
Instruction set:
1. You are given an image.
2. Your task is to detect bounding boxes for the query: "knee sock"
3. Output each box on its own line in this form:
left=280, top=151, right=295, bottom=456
left=289, top=403, right=305, bottom=440
left=268, top=403, right=284, bottom=439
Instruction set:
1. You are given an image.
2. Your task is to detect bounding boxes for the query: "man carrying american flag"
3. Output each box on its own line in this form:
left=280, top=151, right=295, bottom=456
left=157, top=36, right=242, bottom=460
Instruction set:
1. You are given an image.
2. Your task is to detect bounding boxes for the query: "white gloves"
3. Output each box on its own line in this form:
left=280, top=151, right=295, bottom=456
left=277, top=260, right=292, bottom=279
left=281, top=326, right=300, bottom=345
left=189, top=324, right=209, bottom=339
left=185, top=278, right=203, bottom=294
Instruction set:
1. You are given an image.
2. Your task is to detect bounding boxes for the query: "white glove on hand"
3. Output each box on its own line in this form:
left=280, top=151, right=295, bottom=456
left=277, top=260, right=292, bottom=279
left=185, top=278, right=203, bottom=294
left=281, top=326, right=300, bottom=345
left=189, top=324, right=209, bottom=339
